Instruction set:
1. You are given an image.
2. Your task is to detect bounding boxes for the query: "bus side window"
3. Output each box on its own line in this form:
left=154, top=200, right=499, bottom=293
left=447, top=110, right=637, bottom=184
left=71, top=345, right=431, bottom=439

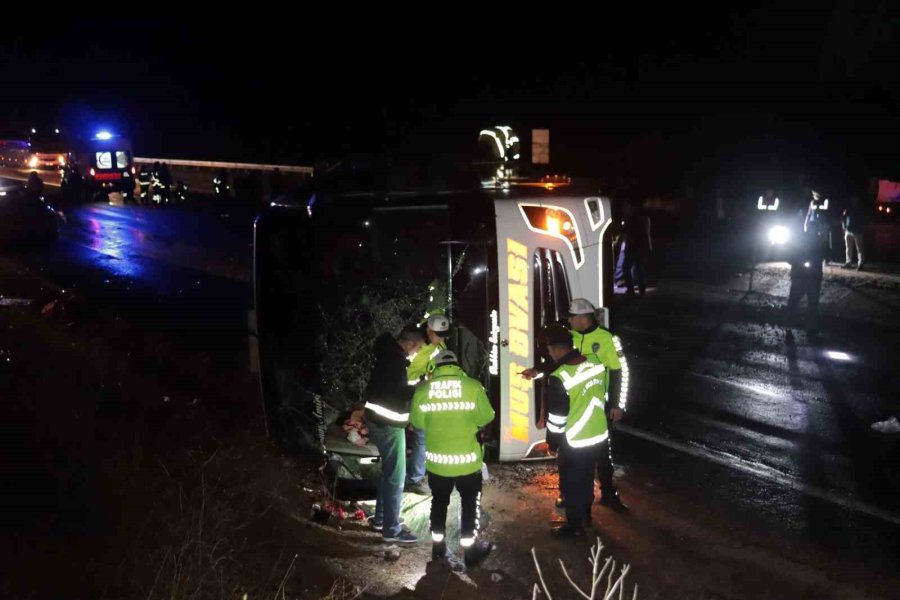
left=551, top=250, right=571, bottom=318
left=533, top=247, right=568, bottom=425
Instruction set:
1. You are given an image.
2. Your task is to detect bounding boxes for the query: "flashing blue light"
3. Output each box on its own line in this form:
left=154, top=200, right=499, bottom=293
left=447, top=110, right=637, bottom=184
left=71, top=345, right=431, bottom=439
left=95, top=131, right=113, bottom=140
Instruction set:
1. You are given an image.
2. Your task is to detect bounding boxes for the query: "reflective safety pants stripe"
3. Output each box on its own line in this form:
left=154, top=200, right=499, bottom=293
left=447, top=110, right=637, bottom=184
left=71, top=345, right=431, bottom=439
left=428, top=470, right=482, bottom=540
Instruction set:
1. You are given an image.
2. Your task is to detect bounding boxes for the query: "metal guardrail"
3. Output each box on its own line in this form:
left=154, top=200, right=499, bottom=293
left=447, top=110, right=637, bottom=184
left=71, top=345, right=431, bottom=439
left=134, top=157, right=314, bottom=175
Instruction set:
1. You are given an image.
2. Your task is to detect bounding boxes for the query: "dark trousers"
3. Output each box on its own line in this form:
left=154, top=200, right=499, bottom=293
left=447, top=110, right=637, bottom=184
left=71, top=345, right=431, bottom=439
left=596, top=438, right=616, bottom=498
left=428, top=470, right=482, bottom=540
left=787, top=275, right=822, bottom=331
left=622, top=249, right=647, bottom=295
left=558, top=441, right=599, bottom=528
left=558, top=438, right=616, bottom=498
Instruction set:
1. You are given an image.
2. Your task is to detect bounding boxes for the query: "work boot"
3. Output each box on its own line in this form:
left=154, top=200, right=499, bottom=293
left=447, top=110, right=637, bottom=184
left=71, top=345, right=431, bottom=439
left=551, top=524, right=585, bottom=539
left=463, top=540, right=493, bottom=567
left=404, top=480, right=431, bottom=496
left=432, top=540, right=447, bottom=560
left=599, top=494, right=629, bottom=512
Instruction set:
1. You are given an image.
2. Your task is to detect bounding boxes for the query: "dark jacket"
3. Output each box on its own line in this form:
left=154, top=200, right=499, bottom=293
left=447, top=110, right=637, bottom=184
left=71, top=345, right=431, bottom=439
left=364, top=333, right=414, bottom=427
left=789, top=227, right=826, bottom=280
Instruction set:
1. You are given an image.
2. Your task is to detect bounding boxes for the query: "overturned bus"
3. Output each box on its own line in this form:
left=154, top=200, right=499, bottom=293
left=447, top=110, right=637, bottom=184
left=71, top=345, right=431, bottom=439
left=253, top=161, right=614, bottom=485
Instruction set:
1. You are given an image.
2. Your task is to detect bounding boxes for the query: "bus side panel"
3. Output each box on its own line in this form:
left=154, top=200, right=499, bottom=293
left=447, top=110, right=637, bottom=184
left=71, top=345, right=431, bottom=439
left=493, top=195, right=610, bottom=461
left=494, top=199, right=537, bottom=461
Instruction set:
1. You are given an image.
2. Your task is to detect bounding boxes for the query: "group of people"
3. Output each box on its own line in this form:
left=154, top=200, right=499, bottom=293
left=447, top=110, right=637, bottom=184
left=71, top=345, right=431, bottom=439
left=136, top=162, right=182, bottom=205
left=362, top=315, right=494, bottom=567
left=362, top=298, right=630, bottom=567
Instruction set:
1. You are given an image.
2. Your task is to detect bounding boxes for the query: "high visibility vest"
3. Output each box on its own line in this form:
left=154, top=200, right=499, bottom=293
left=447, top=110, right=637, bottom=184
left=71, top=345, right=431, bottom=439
left=548, top=355, right=609, bottom=448
left=406, top=341, right=445, bottom=385
left=571, top=327, right=628, bottom=411
left=409, top=365, right=495, bottom=477
left=571, top=327, right=621, bottom=369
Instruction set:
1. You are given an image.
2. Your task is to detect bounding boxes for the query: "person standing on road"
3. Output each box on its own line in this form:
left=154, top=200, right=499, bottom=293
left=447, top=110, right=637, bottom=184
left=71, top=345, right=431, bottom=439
left=621, top=201, right=652, bottom=297
left=786, top=201, right=826, bottom=342
left=363, top=326, right=425, bottom=545
left=214, top=170, right=230, bottom=199
left=25, top=171, right=44, bottom=198
left=542, top=325, right=614, bottom=538
left=410, top=350, right=495, bottom=566
left=520, top=299, right=628, bottom=512
left=137, top=165, right=152, bottom=205
left=842, top=196, right=866, bottom=271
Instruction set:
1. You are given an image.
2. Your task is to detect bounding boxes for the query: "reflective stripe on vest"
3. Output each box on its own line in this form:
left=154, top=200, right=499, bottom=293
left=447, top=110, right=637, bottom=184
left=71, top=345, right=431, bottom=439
left=420, top=401, right=476, bottom=413
left=426, top=451, right=478, bottom=465
left=568, top=430, right=609, bottom=448
left=364, top=401, right=409, bottom=423
left=558, top=364, right=606, bottom=390
left=547, top=422, right=565, bottom=433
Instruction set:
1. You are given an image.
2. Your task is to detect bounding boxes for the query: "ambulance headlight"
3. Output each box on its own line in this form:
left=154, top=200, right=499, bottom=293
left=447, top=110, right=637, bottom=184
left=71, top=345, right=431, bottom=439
left=768, top=225, right=790, bottom=245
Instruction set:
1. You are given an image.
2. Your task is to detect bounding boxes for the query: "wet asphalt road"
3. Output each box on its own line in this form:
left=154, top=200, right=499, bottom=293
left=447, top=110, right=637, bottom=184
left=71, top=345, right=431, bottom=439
left=3, top=179, right=899, bottom=596
left=1, top=177, right=253, bottom=346
left=602, top=269, right=900, bottom=594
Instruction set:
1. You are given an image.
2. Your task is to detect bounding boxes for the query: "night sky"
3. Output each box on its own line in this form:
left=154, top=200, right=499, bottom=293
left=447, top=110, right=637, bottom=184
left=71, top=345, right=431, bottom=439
left=2, top=4, right=897, bottom=194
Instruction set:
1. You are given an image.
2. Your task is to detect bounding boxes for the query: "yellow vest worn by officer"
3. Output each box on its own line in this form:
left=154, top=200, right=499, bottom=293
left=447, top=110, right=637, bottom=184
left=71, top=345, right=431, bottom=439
left=410, top=358, right=495, bottom=477
left=407, top=341, right=445, bottom=384
left=406, top=314, right=451, bottom=384
left=546, top=354, right=610, bottom=448
left=572, top=326, right=621, bottom=370
left=567, top=298, right=628, bottom=412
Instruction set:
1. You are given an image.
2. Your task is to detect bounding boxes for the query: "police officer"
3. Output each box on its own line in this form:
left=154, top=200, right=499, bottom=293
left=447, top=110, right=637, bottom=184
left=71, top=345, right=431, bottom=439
left=150, top=161, right=162, bottom=204
left=159, top=163, right=172, bottom=204
left=405, top=314, right=451, bottom=495
left=567, top=299, right=628, bottom=511
left=407, top=314, right=449, bottom=385
left=213, top=170, right=230, bottom=198
left=521, top=298, right=628, bottom=511
left=173, top=180, right=188, bottom=204
left=786, top=202, right=826, bottom=342
left=543, top=325, right=612, bottom=538
left=137, top=165, right=152, bottom=205
left=410, top=350, right=495, bottom=566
